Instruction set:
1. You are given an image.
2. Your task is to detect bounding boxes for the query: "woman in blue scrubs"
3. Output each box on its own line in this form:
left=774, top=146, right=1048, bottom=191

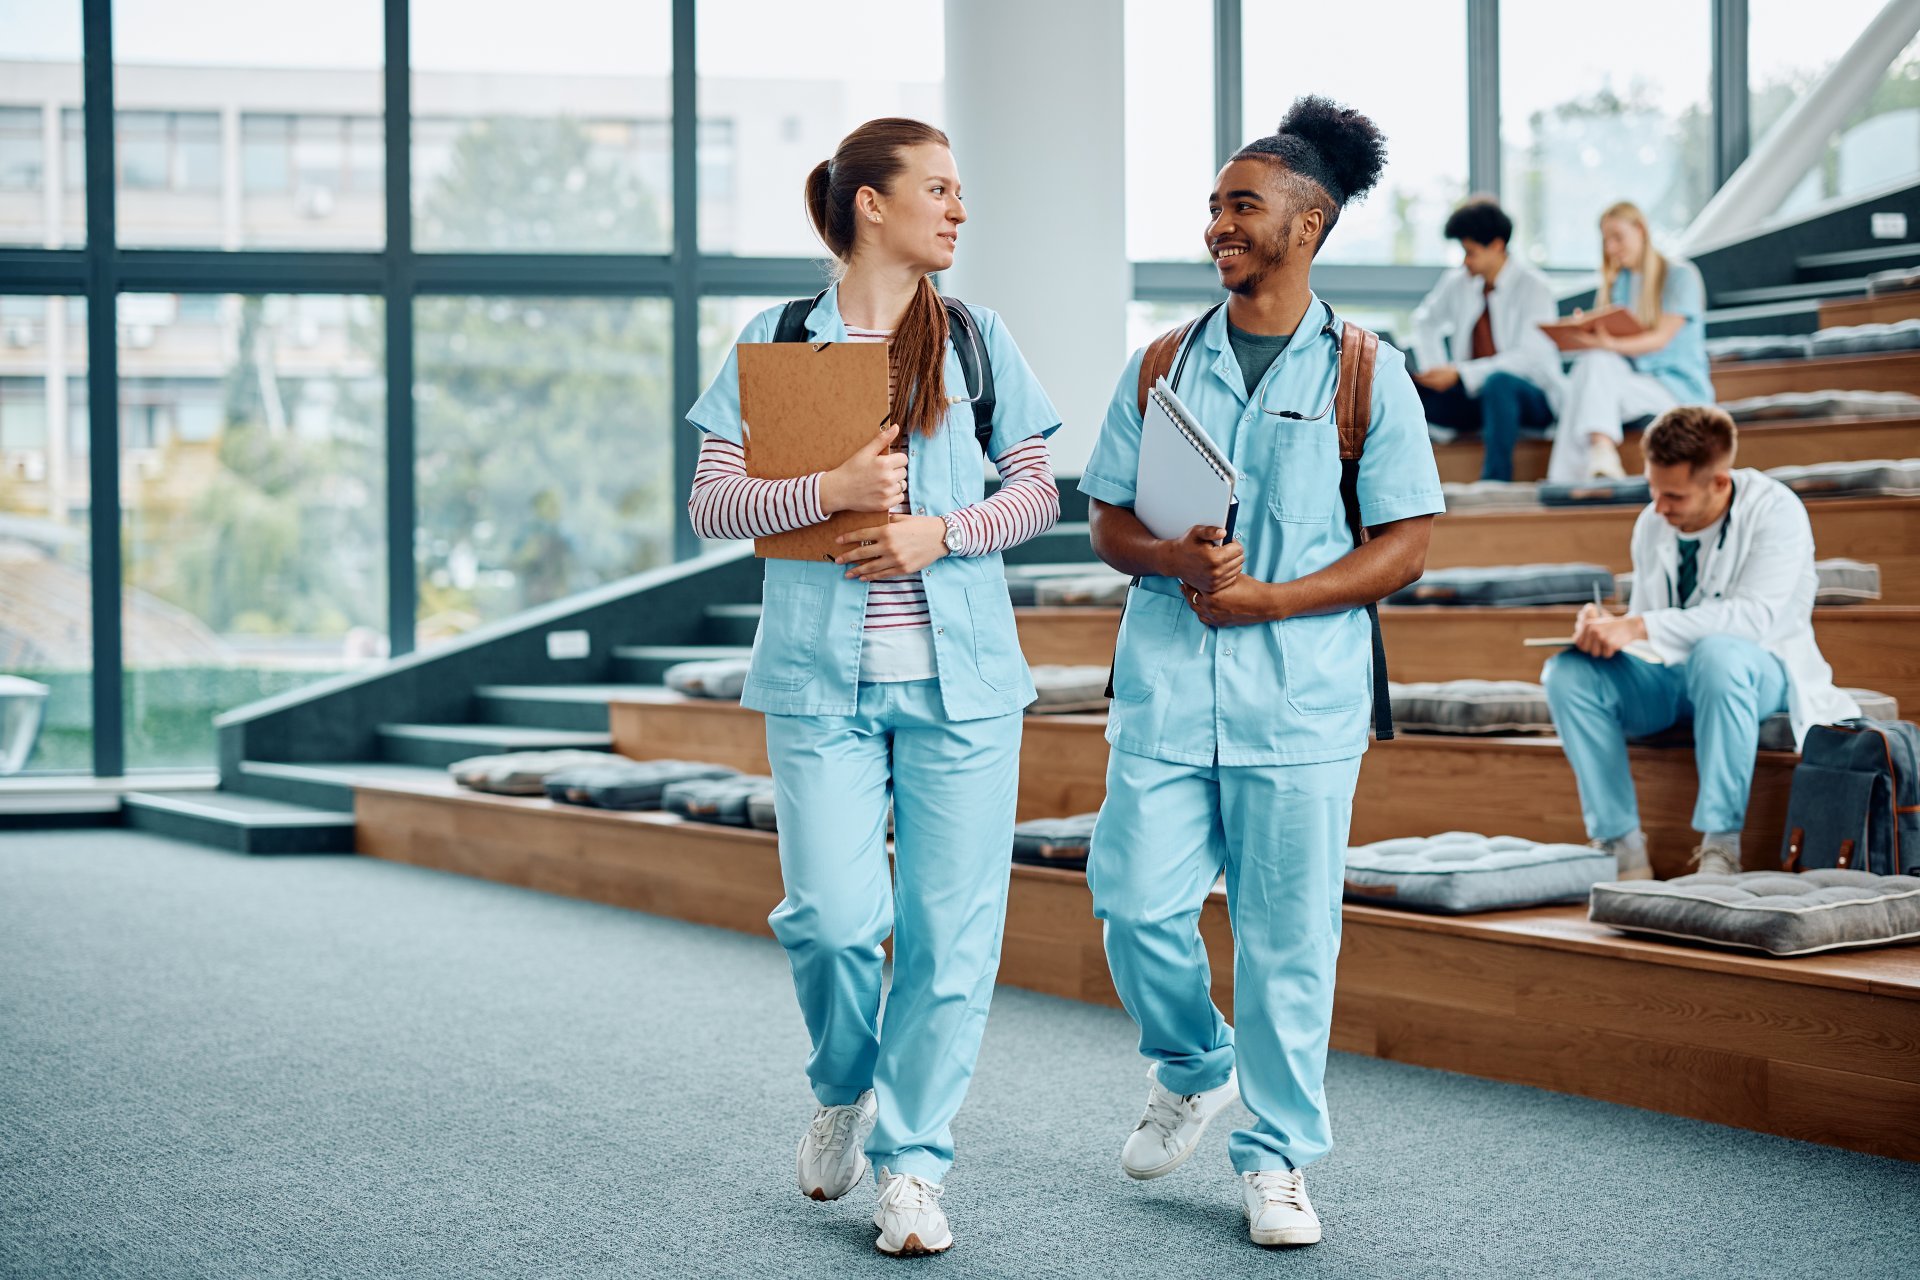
left=685, top=117, right=1061, bottom=1258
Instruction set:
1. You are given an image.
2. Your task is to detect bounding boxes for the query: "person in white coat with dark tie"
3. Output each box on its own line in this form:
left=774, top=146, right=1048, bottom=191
left=1410, top=197, right=1566, bottom=481
left=1541, top=406, right=1859, bottom=880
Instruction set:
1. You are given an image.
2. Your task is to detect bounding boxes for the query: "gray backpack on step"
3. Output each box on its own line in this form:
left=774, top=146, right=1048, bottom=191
left=1780, top=719, right=1920, bottom=876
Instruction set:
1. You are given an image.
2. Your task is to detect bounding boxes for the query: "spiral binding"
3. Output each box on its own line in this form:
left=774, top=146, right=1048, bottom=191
left=1149, top=377, right=1233, bottom=483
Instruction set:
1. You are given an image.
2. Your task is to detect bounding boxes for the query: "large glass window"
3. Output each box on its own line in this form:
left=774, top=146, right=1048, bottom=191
left=1752, top=2, right=1920, bottom=217
left=1501, top=2, right=1712, bottom=269
left=118, top=294, right=386, bottom=770
left=411, top=0, right=672, bottom=253
left=415, top=296, right=673, bottom=647
left=697, top=0, right=944, bottom=257
left=0, top=2, right=83, bottom=248
left=1125, top=0, right=1214, bottom=262
left=113, top=0, right=385, bottom=249
left=1240, top=2, right=1467, bottom=266
left=0, top=295, right=89, bottom=774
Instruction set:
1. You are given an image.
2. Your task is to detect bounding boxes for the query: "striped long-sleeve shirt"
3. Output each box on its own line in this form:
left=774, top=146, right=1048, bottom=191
left=688, top=328, right=1059, bottom=675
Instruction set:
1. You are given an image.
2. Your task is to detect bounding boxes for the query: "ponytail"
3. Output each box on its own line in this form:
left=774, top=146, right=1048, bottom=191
left=804, top=118, right=952, bottom=436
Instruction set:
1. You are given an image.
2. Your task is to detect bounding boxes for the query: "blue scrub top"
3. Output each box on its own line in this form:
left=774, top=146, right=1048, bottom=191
left=687, top=284, right=1061, bottom=722
left=1612, top=259, right=1713, bottom=405
left=1079, top=296, right=1445, bottom=767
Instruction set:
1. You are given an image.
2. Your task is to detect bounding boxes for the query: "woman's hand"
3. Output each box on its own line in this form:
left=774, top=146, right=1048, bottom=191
left=834, top=514, right=949, bottom=580
left=819, top=424, right=908, bottom=514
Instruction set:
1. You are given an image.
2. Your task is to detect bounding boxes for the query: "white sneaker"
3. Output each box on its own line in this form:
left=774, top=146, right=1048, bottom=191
left=796, top=1090, right=876, bottom=1201
left=1242, top=1169, right=1322, bottom=1247
left=873, top=1167, right=952, bottom=1256
left=1690, top=845, right=1741, bottom=878
left=1588, top=435, right=1627, bottom=480
left=1120, top=1063, right=1238, bottom=1180
left=1595, top=833, right=1652, bottom=881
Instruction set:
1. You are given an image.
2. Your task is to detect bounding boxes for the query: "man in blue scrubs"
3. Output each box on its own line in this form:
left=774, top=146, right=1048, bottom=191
left=1078, top=97, right=1445, bottom=1248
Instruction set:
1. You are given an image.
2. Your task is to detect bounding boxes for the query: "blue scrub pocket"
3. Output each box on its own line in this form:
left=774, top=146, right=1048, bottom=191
left=1109, top=588, right=1179, bottom=702
left=1265, top=420, right=1341, bottom=525
left=965, top=581, right=1024, bottom=690
left=750, top=581, right=827, bottom=691
left=1279, top=608, right=1369, bottom=714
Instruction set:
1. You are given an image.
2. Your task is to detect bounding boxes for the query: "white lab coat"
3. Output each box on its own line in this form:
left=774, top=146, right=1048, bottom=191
left=1626, top=468, right=1860, bottom=748
left=1411, top=261, right=1567, bottom=400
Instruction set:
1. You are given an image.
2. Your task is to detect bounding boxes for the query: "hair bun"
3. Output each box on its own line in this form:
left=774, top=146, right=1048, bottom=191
left=1278, top=95, right=1387, bottom=205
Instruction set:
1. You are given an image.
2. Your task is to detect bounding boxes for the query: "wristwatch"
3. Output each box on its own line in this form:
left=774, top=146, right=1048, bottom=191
left=940, top=514, right=965, bottom=557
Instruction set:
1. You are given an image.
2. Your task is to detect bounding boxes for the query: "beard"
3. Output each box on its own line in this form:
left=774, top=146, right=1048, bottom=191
left=1222, top=226, right=1293, bottom=296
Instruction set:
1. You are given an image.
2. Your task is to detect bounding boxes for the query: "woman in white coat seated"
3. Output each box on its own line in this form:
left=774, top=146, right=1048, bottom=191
left=1548, top=201, right=1714, bottom=482
left=1541, top=406, right=1859, bottom=880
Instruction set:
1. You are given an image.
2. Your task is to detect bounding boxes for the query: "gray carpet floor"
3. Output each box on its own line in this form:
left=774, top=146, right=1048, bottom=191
left=3, top=829, right=1918, bottom=1280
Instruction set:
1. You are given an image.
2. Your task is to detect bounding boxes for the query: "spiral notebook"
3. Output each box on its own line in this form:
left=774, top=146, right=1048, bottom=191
left=1135, top=376, right=1239, bottom=542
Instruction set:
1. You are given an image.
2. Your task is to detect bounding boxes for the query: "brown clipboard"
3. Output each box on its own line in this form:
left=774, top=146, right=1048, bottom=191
left=737, top=342, right=893, bottom=562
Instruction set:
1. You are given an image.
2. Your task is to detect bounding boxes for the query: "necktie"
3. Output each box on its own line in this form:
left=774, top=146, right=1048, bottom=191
left=1677, top=538, right=1700, bottom=607
left=1469, top=283, right=1496, bottom=361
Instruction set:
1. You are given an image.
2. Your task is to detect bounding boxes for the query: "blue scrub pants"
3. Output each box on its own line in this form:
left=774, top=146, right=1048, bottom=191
left=1086, top=746, right=1363, bottom=1173
left=763, top=678, right=1022, bottom=1185
left=1541, top=634, right=1791, bottom=841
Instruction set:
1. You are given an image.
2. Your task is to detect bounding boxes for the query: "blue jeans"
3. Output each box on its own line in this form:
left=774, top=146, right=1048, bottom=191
left=764, top=679, right=1022, bottom=1184
left=1087, top=747, right=1363, bottom=1173
left=1416, top=370, right=1556, bottom=482
left=1541, top=634, right=1791, bottom=840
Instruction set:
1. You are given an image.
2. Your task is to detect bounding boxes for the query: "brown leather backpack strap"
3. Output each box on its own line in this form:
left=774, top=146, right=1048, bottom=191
left=1136, top=320, right=1199, bottom=416
left=1336, top=321, right=1379, bottom=461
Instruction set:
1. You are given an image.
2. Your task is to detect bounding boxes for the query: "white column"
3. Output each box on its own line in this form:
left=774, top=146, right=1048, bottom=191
left=942, top=0, right=1129, bottom=477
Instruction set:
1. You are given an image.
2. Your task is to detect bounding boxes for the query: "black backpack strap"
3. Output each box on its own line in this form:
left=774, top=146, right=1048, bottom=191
left=941, top=296, right=996, bottom=451
left=771, top=289, right=829, bottom=344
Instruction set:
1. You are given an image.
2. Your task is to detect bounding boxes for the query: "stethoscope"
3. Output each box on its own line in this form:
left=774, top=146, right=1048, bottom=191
left=1167, top=300, right=1345, bottom=421
left=1665, top=478, right=1736, bottom=609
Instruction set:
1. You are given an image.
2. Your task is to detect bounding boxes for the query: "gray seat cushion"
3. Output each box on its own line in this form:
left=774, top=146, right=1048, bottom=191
left=1706, top=334, right=1813, bottom=363
left=1012, top=813, right=1097, bottom=871
left=544, top=759, right=739, bottom=810
left=662, top=775, right=776, bottom=826
left=1589, top=869, right=1920, bottom=956
left=1538, top=476, right=1651, bottom=507
left=1442, top=480, right=1542, bottom=512
left=1766, top=458, right=1920, bottom=499
left=1625, top=688, right=1894, bottom=752
left=1030, top=665, right=1111, bottom=713
left=1810, top=318, right=1920, bottom=357
left=1720, top=389, right=1920, bottom=422
left=1006, top=563, right=1111, bottom=606
left=1345, top=832, right=1614, bottom=914
left=748, top=791, right=777, bottom=831
left=1033, top=572, right=1131, bottom=607
left=664, top=658, right=752, bottom=700
left=449, top=749, right=613, bottom=795
left=1388, top=563, right=1617, bottom=607
left=1390, top=681, right=1556, bottom=735
left=1614, top=558, right=1882, bottom=606
left=1868, top=266, right=1920, bottom=294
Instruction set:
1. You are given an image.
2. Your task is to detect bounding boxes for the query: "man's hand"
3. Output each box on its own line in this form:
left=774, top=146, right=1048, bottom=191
left=1572, top=602, right=1647, bottom=658
left=1181, top=575, right=1279, bottom=629
left=834, top=514, right=948, bottom=581
left=820, top=423, right=907, bottom=514
left=1161, top=525, right=1245, bottom=594
left=1411, top=365, right=1460, bottom=392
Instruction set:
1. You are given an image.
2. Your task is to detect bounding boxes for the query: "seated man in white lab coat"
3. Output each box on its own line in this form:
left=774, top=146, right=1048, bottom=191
left=1410, top=198, right=1565, bottom=481
left=1541, top=406, right=1860, bottom=880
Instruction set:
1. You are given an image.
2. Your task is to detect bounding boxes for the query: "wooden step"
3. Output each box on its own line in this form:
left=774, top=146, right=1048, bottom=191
left=1711, top=351, right=1920, bottom=400
left=1432, top=415, right=1920, bottom=485
left=1819, top=290, right=1920, bottom=329
left=1015, top=605, right=1920, bottom=713
left=1427, top=497, right=1920, bottom=604
left=608, top=690, right=1798, bottom=872
left=349, top=775, right=1920, bottom=1162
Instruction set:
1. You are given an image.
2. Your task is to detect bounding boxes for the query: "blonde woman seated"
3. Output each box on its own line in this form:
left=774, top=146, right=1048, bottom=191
left=1548, top=201, right=1714, bottom=482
